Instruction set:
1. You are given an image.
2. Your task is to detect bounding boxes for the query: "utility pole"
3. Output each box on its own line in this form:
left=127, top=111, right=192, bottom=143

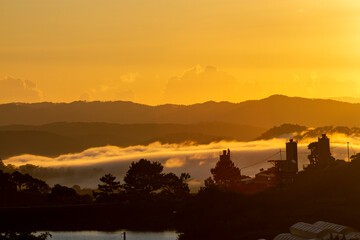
left=279, top=149, right=282, bottom=161
left=347, top=142, right=350, bottom=162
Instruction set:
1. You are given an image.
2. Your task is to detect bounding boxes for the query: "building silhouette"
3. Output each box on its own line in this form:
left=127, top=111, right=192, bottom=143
left=307, top=134, right=335, bottom=169
left=256, top=139, right=299, bottom=186
left=220, top=149, right=231, bottom=162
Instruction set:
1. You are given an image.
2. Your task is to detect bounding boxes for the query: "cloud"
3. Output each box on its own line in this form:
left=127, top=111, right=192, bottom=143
left=79, top=72, right=139, bottom=101
left=287, top=73, right=358, bottom=98
left=0, top=76, right=42, bottom=103
left=78, top=66, right=261, bottom=105
left=164, top=157, right=185, bottom=168
left=163, top=65, right=260, bottom=104
left=3, top=140, right=287, bottom=169
left=4, top=134, right=360, bottom=189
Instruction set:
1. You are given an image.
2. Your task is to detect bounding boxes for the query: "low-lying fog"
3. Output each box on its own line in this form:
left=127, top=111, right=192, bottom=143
left=3, top=134, right=359, bottom=191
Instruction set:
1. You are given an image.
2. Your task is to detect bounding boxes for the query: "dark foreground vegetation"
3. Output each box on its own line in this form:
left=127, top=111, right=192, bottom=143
left=0, top=232, right=51, bottom=240
left=0, top=158, right=189, bottom=234
left=2, top=154, right=360, bottom=239
left=177, top=161, right=360, bottom=239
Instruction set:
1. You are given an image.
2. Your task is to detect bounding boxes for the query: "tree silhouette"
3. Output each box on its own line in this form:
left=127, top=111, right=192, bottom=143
left=98, top=174, right=121, bottom=194
left=161, top=173, right=191, bottom=198
left=0, top=232, right=51, bottom=240
left=94, top=173, right=123, bottom=202
left=124, top=159, right=164, bottom=195
left=0, top=159, right=5, bottom=171
left=24, top=177, right=50, bottom=195
left=48, top=184, right=80, bottom=203
left=11, top=171, right=50, bottom=194
left=0, top=170, right=16, bottom=192
left=351, top=153, right=360, bottom=164
left=10, top=171, right=26, bottom=191
left=203, top=177, right=215, bottom=188
left=0, top=159, right=15, bottom=173
left=210, top=150, right=243, bottom=190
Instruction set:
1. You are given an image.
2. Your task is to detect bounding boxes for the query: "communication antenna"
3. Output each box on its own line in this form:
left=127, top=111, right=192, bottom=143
left=347, top=142, right=350, bottom=162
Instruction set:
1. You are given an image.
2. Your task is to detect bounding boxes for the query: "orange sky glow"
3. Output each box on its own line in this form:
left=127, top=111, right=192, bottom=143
left=1, top=0, right=360, bottom=104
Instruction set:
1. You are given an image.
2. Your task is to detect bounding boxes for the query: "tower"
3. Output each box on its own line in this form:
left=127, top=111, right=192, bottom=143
left=318, top=134, right=331, bottom=167
left=306, top=134, right=334, bottom=169
left=286, top=139, right=298, bottom=173
left=220, top=149, right=231, bottom=162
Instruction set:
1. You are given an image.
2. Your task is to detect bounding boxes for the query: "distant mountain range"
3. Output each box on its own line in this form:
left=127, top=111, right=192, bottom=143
left=1, top=95, right=360, bottom=128
left=2, top=95, right=360, bottom=158
left=2, top=121, right=360, bottom=159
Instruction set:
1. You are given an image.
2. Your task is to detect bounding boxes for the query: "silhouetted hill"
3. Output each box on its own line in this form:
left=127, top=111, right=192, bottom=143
left=0, top=122, right=264, bottom=158
left=256, top=124, right=307, bottom=140
left=256, top=124, right=360, bottom=140
left=1, top=95, right=360, bottom=127
left=0, top=130, right=80, bottom=158
left=256, top=123, right=308, bottom=140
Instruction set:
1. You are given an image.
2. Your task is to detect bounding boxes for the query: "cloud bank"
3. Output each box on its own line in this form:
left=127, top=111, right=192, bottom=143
left=4, top=134, right=359, bottom=189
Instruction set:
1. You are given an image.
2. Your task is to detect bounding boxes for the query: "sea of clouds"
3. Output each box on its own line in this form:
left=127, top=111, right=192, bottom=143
left=3, top=134, right=359, bottom=190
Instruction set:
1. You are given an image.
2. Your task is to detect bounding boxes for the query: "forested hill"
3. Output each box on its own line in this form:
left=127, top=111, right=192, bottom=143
left=256, top=124, right=360, bottom=140
left=1, top=95, right=359, bottom=128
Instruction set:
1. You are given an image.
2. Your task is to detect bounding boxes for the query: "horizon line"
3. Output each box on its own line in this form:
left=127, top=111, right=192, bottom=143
left=1, top=94, right=359, bottom=107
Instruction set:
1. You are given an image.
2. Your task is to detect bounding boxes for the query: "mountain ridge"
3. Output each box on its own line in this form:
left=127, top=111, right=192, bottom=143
left=1, top=95, right=360, bottom=127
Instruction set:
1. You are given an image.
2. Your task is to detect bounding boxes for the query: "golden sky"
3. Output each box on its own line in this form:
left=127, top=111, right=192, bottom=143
left=1, top=0, right=360, bottom=104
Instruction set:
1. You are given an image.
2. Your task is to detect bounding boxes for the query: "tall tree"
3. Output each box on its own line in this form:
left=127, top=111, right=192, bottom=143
left=24, top=177, right=50, bottom=195
left=124, top=159, right=164, bottom=195
left=161, top=173, right=191, bottom=198
left=98, top=174, right=121, bottom=195
left=11, top=172, right=50, bottom=194
left=0, top=170, right=16, bottom=192
left=11, top=171, right=26, bottom=191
